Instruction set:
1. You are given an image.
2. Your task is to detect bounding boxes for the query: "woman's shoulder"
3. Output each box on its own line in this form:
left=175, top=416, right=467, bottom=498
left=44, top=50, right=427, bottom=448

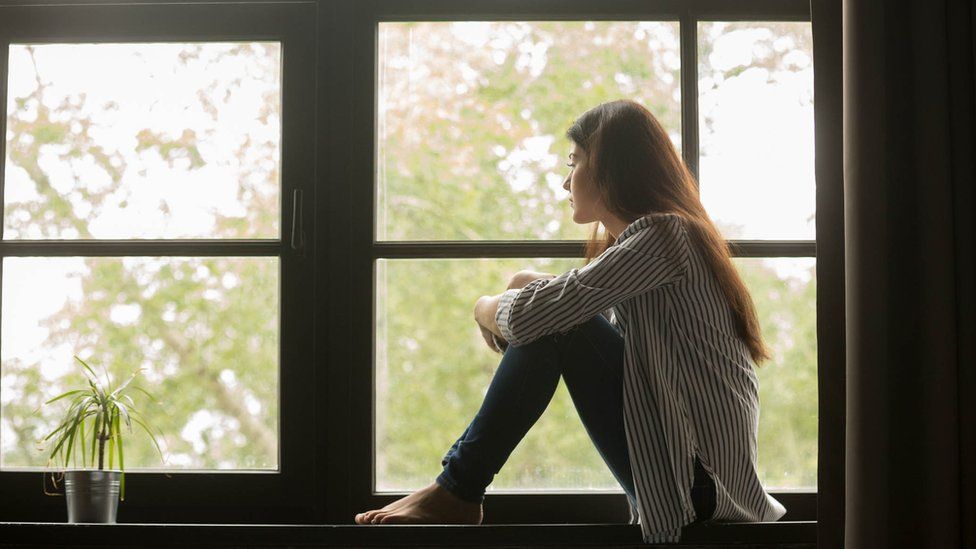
left=616, top=212, right=689, bottom=249
left=646, top=211, right=688, bottom=224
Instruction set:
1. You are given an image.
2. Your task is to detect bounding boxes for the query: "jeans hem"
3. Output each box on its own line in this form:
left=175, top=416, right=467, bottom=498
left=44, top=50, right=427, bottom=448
left=435, top=470, right=485, bottom=504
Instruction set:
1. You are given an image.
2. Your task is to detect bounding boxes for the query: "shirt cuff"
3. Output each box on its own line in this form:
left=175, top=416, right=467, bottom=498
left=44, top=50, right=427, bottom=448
left=494, top=288, right=521, bottom=345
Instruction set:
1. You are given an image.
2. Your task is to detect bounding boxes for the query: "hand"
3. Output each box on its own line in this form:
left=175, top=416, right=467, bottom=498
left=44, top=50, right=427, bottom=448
left=474, top=295, right=502, bottom=335
left=478, top=322, right=508, bottom=353
left=474, top=295, right=508, bottom=354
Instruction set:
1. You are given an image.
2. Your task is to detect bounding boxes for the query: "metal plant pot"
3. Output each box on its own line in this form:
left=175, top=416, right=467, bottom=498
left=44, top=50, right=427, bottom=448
left=64, top=470, right=121, bottom=523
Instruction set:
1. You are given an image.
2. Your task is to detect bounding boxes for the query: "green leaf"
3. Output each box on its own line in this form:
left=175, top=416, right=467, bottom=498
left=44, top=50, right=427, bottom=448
left=109, top=370, right=140, bottom=400
left=43, top=416, right=74, bottom=443
left=91, top=413, right=102, bottom=466
left=120, top=470, right=126, bottom=502
left=86, top=377, right=105, bottom=403
left=107, top=410, right=117, bottom=470
left=78, top=417, right=87, bottom=469
left=75, top=356, right=108, bottom=402
left=113, top=399, right=132, bottom=431
left=51, top=404, right=87, bottom=467
left=74, top=355, right=99, bottom=384
left=44, top=389, right=88, bottom=406
left=128, top=385, right=157, bottom=404
left=116, top=416, right=126, bottom=501
left=90, top=413, right=99, bottom=466
left=130, top=416, right=164, bottom=461
left=64, top=424, right=76, bottom=468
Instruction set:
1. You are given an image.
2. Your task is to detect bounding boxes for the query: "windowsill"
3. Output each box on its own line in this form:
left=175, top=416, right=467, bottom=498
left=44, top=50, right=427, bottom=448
left=0, top=521, right=816, bottom=547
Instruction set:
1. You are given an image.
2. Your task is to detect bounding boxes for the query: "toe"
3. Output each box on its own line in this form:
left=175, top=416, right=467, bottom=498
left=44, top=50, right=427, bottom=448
left=360, top=510, right=382, bottom=524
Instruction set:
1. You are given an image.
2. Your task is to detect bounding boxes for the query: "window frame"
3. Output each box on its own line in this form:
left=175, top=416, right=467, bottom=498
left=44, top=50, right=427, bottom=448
left=341, top=0, right=822, bottom=526
left=0, top=0, right=846, bottom=537
left=0, top=1, right=319, bottom=522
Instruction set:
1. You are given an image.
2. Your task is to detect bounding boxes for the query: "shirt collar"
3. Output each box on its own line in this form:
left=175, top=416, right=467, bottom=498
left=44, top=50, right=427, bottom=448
left=613, top=212, right=680, bottom=246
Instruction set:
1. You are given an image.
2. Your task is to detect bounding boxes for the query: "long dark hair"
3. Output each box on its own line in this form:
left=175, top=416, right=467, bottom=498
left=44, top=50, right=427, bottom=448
left=566, top=99, right=770, bottom=365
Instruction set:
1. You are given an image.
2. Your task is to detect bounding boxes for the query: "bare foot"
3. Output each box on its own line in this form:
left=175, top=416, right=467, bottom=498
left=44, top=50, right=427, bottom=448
left=354, top=481, right=483, bottom=525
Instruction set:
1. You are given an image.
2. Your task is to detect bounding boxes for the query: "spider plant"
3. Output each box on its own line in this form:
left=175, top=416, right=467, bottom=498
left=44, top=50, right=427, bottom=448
left=42, top=355, right=163, bottom=500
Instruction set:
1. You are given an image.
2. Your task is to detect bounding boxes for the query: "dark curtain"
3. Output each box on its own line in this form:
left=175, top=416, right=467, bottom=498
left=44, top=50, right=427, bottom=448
left=843, top=0, right=976, bottom=547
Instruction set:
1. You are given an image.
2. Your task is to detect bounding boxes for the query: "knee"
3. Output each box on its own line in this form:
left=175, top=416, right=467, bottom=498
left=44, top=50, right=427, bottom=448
left=507, top=270, right=533, bottom=290
left=501, top=329, right=564, bottom=361
left=506, top=270, right=554, bottom=290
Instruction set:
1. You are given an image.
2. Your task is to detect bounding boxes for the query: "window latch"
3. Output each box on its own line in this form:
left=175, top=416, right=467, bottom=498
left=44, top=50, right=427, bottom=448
left=291, top=188, right=306, bottom=255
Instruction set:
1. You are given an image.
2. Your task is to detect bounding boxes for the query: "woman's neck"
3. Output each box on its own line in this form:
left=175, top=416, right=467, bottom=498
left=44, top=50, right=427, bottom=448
left=603, top=214, right=631, bottom=241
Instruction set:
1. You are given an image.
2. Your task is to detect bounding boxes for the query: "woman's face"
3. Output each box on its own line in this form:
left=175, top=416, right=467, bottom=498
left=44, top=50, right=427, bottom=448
left=563, top=142, right=605, bottom=225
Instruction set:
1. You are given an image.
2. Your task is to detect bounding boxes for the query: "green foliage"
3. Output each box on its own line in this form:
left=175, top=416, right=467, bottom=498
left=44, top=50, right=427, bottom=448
left=2, top=23, right=817, bottom=497
left=738, top=260, right=818, bottom=488
left=377, top=21, right=681, bottom=242
left=2, top=43, right=280, bottom=471
left=41, top=356, right=163, bottom=499
left=375, top=258, right=617, bottom=490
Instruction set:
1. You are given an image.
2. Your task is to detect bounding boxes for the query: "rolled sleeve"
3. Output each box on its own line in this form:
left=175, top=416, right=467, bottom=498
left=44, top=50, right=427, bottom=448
left=494, top=288, right=520, bottom=344
left=495, top=278, right=548, bottom=346
left=497, top=249, right=687, bottom=347
left=495, top=215, right=689, bottom=347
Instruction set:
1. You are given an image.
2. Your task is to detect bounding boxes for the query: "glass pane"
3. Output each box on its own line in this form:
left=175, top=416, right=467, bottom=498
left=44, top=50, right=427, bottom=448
left=735, top=257, right=817, bottom=490
left=376, top=256, right=816, bottom=492
left=4, top=43, right=281, bottom=240
left=377, top=21, right=681, bottom=241
left=375, top=258, right=619, bottom=491
left=1, top=257, right=279, bottom=470
left=698, top=23, right=814, bottom=240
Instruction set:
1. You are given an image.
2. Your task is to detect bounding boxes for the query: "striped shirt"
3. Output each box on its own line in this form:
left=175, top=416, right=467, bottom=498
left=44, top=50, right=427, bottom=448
left=495, top=212, right=787, bottom=543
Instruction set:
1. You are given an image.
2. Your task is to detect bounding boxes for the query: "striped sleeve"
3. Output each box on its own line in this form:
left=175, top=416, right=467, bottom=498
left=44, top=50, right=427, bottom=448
left=495, top=222, right=689, bottom=347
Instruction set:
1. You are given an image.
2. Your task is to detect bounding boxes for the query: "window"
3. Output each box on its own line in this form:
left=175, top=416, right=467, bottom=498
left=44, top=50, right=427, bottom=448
left=0, top=0, right=832, bottom=535
left=698, top=22, right=818, bottom=492
left=358, top=0, right=817, bottom=523
left=0, top=2, right=316, bottom=521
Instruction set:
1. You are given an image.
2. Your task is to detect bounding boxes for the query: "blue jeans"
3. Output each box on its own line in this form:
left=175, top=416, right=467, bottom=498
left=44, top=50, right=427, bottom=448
left=435, top=314, right=716, bottom=523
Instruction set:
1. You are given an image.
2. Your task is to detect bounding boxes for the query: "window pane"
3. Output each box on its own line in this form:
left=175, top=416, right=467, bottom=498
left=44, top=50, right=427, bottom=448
left=734, top=257, right=817, bottom=490
left=377, top=21, right=681, bottom=242
left=3, top=43, right=281, bottom=240
left=376, top=256, right=816, bottom=492
left=375, top=258, right=618, bottom=491
left=1, top=256, right=279, bottom=470
left=698, top=23, right=814, bottom=240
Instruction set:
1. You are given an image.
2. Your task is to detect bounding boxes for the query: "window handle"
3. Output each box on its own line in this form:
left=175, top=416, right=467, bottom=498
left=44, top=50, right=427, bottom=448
left=291, top=188, right=305, bottom=255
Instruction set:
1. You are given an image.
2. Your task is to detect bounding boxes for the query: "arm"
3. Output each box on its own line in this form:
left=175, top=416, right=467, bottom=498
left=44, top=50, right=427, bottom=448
left=495, top=223, right=689, bottom=347
left=474, top=271, right=555, bottom=338
left=475, top=293, right=504, bottom=337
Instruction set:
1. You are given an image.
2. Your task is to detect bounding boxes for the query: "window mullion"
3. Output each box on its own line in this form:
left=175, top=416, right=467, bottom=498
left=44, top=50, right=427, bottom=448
left=372, top=240, right=816, bottom=259
left=0, top=240, right=284, bottom=257
left=680, top=10, right=699, bottom=184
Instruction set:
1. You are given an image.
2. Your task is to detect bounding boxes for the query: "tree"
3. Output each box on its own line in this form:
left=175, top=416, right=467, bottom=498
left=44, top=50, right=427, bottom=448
left=2, top=23, right=817, bottom=493
left=2, top=43, right=281, bottom=469
left=375, top=21, right=817, bottom=491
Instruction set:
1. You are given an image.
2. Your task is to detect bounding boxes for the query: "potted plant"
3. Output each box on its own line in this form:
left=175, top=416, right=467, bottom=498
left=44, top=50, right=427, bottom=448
left=41, top=355, right=163, bottom=523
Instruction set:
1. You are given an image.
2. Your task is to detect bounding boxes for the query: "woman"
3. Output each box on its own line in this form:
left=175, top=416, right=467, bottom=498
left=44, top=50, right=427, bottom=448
left=354, top=99, right=787, bottom=543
